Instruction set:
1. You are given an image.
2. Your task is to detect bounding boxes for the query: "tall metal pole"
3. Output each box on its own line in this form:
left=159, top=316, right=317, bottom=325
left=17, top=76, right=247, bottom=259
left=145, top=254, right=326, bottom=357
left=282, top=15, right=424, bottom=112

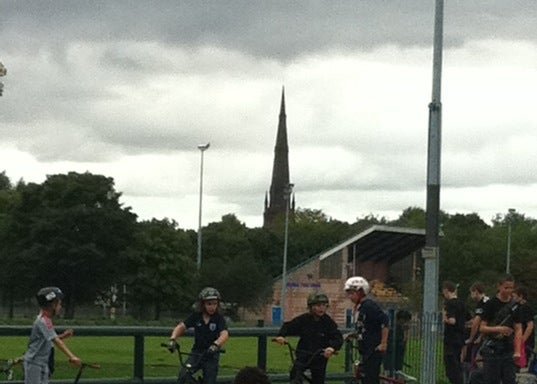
left=506, top=223, right=512, bottom=274
left=421, top=1, right=444, bottom=382
left=506, top=208, right=515, bottom=274
left=197, top=143, right=210, bottom=270
left=280, top=183, right=294, bottom=323
left=0, top=61, right=6, bottom=96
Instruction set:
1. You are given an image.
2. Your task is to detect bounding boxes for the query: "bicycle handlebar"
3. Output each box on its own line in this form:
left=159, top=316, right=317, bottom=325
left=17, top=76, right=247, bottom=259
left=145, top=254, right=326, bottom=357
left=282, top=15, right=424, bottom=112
left=271, top=338, right=338, bottom=354
left=74, top=362, right=100, bottom=384
left=161, top=341, right=226, bottom=351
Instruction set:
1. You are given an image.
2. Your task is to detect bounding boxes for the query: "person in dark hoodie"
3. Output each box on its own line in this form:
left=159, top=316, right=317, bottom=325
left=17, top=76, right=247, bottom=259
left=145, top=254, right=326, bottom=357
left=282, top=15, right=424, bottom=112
left=274, top=292, right=343, bottom=384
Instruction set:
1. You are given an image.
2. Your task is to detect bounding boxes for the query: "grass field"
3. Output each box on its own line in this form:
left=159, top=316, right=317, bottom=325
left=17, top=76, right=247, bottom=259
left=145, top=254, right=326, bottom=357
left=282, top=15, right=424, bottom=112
left=2, top=336, right=348, bottom=381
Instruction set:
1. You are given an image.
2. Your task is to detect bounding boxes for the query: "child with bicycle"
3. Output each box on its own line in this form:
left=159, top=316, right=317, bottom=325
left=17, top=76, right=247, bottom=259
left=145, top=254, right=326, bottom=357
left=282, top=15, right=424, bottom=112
left=168, top=287, right=229, bottom=384
left=344, top=276, right=389, bottom=384
left=274, top=291, right=343, bottom=384
left=23, top=287, right=82, bottom=384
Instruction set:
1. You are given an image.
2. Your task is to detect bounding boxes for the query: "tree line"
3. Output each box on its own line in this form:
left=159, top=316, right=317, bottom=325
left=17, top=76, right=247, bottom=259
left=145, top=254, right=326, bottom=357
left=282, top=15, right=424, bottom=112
left=1, top=170, right=536, bottom=319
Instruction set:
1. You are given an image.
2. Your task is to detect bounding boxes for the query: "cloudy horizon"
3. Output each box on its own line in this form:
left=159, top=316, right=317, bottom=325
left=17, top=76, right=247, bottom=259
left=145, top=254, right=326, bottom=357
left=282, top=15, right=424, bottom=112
left=1, top=1, right=536, bottom=229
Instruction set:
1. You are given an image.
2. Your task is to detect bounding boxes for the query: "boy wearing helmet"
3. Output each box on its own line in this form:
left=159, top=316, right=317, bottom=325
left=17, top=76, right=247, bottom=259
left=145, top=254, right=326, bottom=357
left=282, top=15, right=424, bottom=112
left=345, top=276, right=389, bottom=384
left=274, top=292, right=343, bottom=384
left=24, top=287, right=81, bottom=384
left=168, top=287, right=229, bottom=384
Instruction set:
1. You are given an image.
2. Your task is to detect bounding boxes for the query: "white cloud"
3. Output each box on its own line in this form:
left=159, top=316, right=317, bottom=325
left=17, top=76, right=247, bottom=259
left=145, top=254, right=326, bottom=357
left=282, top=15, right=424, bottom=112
left=1, top=4, right=537, bottom=229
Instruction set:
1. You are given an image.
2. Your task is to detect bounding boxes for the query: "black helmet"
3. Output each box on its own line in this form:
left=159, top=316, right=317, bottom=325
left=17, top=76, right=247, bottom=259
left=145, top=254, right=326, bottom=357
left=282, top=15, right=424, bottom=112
left=198, top=287, right=221, bottom=301
left=36, top=287, right=64, bottom=307
left=307, top=292, right=329, bottom=307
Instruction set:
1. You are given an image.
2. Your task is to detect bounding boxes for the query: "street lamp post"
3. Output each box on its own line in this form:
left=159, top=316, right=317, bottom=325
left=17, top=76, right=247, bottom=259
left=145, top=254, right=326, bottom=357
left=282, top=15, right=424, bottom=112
left=280, top=183, right=294, bottom=323
left=197, top=143, right=210, bottom=270
left=0, top=61, right=6, bottom=96
left=506, top=208, right=516, bottom=274
left=421, top=1, right=444, bottom=383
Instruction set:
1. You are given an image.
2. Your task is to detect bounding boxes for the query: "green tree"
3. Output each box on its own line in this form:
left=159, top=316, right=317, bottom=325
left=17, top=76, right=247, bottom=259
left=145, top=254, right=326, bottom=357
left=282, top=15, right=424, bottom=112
left=196, top=214, right=275, bottom=313
left=0, top=172, right=24, bottom=317
left=390, top=207, right=426, bottom=228
left=6, top=172, right=137, bottom=318
left=202, top=214, right=251, bottom=263
left=439, top=213, right=493, bottom=294
left=246, top=227, right=282, bottom=277
left=287, top=208, right=352, bottom=268
left=124, top=219, right=197, bottom=319
left=351, top=213, right=389, bottom=232
left=493, top=211, right=537, bottom=303
left=0, top=170, right=11, bottom=190
left=199, top=252, right=273, bottom=317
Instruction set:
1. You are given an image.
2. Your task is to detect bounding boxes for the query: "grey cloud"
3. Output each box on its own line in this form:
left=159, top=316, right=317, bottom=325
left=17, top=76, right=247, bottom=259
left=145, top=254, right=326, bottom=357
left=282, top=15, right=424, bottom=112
left=3, top=1, right=536, bottom=61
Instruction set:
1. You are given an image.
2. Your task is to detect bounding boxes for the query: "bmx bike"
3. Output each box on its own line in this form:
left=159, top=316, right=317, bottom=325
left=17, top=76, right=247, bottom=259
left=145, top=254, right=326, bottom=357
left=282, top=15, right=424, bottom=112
left=162, top=341, right=224, bottom=384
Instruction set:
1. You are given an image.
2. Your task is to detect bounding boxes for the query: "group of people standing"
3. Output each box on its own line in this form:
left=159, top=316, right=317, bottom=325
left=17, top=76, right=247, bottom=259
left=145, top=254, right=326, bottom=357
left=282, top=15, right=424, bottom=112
left=441, top=274, right=535, bottom=384
left=21, top=275, right=389, bottom=384
left=23, top=274, right=533, bottom=384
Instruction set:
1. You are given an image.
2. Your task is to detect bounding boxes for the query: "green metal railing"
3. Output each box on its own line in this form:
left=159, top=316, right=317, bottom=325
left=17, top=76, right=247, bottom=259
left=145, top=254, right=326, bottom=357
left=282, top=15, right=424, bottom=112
left=0, top=324, right=354, bottom=384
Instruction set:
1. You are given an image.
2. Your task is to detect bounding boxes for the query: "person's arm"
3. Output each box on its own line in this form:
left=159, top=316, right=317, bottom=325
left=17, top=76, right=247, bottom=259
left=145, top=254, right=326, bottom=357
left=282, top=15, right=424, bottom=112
left=58, top=329, right=74, bottom=340
left=467, top=316, right=481, bottom=344
left=274, top=323, right=288, bottom=345
left=213, top=329, right=229, bottom=348
left=330, top=328, right=344, bottom=351
left=170, top=322, right=187, bottom=341
left=324, top=320, right=343, bottom=358
left=378, top=325, right=389, bottom=352
left=522, top=321, right=534, bottom=344
left=444, top=315, right=456, bottom=325
left=375, top=306, right=390, bottom=352
left=276, top=314, right=303, bottom=341
left=443, top=300, right=457, bottom=326
left=53, top=337, right=81, bottom=367
left=479, top=320, right=513, bottom=337
left=514, top=322, right=523, bottom=359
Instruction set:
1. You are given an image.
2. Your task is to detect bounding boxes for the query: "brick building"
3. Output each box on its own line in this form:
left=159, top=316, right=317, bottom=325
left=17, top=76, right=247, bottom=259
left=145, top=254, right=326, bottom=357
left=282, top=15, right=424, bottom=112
left=250, top=225, right=426, bottom=326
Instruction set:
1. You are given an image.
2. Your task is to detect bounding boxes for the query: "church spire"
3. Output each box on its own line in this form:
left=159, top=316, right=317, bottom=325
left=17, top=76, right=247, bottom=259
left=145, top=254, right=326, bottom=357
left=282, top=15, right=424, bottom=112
left=264, top=87, right=292, bottom=228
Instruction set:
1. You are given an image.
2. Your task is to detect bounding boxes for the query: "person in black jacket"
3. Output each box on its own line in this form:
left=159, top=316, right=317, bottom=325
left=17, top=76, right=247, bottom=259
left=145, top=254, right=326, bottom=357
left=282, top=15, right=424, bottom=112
left=442, top=280, right=467, bottom=384
left=274, top=292, right=343, bottom=384
left=345, top=276, right=389, bottom=384
left=512, top=285, right=534, bottom=369
left=479, top=274, right=522, bottom=384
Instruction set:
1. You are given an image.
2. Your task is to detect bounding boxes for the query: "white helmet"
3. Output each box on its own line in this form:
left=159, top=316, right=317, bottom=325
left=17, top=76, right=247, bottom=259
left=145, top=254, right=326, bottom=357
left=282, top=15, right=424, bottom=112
left=344, top=276, right=370, bottom=294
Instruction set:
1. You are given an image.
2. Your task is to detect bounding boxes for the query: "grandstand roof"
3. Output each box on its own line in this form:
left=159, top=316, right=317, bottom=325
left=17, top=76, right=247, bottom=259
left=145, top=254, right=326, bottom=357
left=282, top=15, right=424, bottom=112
left=318, top=225, right=427, bottom=264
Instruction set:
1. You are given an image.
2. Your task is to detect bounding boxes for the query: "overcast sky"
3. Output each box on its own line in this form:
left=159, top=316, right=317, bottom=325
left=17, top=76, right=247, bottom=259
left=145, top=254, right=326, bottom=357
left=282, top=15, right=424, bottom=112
left=1, top=1, right=536, bottom=229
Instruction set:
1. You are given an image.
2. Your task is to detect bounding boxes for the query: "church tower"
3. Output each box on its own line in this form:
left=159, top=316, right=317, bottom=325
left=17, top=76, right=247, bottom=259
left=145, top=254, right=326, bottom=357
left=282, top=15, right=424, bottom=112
left=264, top=88, right=294, bottom=228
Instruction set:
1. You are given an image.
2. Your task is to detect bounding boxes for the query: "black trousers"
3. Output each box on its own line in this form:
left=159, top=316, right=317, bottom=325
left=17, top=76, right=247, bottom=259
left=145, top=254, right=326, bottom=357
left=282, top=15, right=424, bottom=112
left=444, top=342, right=464, bottom=384
left=481, top=349, right=516, bottom=384
left=361, top=352, right=383, bottom=384
left=290, top=356, right=327, bottom=384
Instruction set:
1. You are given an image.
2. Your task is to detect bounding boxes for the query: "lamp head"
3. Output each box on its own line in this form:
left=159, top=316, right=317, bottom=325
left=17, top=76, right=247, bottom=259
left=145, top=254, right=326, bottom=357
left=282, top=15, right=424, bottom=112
left=198, top=143, right=210, bottom=151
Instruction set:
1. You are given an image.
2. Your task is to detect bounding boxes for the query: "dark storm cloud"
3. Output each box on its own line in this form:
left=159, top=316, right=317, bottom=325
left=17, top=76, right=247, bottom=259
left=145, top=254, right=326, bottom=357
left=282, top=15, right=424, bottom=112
left=3, top=1, right=536, bottom=61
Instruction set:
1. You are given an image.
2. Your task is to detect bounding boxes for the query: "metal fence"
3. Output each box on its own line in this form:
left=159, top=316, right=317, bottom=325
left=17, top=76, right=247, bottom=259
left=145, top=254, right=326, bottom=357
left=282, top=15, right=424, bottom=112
left=399, top=311, right=447, bottom=383
left=1, top=313, right=449, bottom=384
